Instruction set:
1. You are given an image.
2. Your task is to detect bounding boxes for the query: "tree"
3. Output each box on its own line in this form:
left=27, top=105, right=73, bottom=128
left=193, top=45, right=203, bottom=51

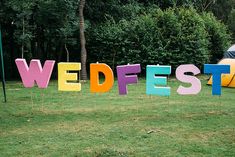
left=6, top=0, right=34, bottom=59
left=228, top=9, right=235, bottom=41
left=79, top=0, right=87, bottom=80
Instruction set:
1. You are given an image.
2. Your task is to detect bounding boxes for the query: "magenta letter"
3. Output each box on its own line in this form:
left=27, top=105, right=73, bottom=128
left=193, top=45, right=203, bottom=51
left=176, top=64, right=201, bottom=95
left=15, top=59, right=55, bottom=88
left=116, top=64, right=141, bottom=95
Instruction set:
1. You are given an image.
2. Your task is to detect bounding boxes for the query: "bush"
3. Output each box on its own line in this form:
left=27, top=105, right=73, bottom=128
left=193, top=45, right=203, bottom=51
left=228, top=9, right=235, bottom=42
left=202, top=12, right=231, bottom=63
left=86, top=20, right=126, bottom=70
left=154, top=8, right=209, bottom=69
left=87, top=7, right=231, bottom=73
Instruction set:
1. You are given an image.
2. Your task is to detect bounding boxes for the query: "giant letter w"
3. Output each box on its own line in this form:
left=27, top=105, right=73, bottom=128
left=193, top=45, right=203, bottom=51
left=15, top=59, right=55, bottom=88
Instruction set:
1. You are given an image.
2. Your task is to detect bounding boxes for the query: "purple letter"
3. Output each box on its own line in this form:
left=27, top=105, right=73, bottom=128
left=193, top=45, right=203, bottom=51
left=116, top=64, right=141, bottom=95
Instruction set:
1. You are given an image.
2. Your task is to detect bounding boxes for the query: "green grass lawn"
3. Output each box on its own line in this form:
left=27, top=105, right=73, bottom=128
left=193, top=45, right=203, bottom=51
left=0, top=76, right=235, bottom=157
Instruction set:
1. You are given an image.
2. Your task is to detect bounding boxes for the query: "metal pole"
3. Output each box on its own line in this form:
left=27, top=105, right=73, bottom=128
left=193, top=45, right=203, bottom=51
left=0, top=25, right=7, bottom=102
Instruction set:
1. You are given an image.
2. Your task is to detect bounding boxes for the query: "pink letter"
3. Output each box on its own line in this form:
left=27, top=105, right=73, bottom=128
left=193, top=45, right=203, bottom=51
left=15, top=59, right=55, bottom=88
left=176, top=64, right=201, bottom=95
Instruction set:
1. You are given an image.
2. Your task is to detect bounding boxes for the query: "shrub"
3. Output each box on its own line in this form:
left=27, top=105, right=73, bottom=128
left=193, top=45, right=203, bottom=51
left=154, top=8, right=209, bottom=69
left=202, top=12, right=231, bottom=63
left=87, top=7, right=231, bottom=73
left=228, top=9, right=235, bottom=42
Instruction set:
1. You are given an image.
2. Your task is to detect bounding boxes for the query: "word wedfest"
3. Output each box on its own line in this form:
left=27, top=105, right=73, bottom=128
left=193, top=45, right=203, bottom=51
left=15, top=58, right=231, bottom=96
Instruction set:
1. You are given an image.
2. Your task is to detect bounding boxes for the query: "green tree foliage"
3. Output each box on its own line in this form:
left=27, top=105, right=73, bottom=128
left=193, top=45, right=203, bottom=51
left=88, top=8, right=230, bottom=72
left=0, top=0, right=233, bottom=78
left=228, top=9, right=235, bottom=41
left=0, top=0, right=81, bottom=78
left=203, top=0, right=235, bottom=42
left=209, top=0, right=235, bottom=22
left=1, top=0, right=80, bottom=60
left=85, top=0, right=144, bottom=24
left=202, top=13, right=231, bottom=63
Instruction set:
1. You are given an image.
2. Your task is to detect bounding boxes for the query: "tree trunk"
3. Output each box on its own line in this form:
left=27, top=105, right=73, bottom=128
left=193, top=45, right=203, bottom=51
left=21, top=18, right=25, bottom=58
left=65, top=43, right=69, bottom=62
left=10, top=24, right=15, bottom=77
left=79, top=0, right=88, bottom=80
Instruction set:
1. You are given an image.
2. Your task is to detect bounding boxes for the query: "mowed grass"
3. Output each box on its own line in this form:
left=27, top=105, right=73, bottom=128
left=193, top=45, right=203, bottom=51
left=0, top=76, right=235, bottom=157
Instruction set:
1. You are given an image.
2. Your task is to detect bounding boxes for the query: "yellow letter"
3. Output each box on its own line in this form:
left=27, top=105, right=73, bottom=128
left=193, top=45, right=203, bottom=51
left=58, top=62, right=81, bottom=91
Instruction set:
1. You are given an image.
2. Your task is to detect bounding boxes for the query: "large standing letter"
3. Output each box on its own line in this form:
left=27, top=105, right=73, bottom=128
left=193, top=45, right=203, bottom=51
left=176, top=64, right=201, bottom=95
left=15, top=59, right=55, bottom=88
left=117, top=64, right=141, bottom=95
left=58, top=62, right=81, bottom=91
left=146, top=65, right=171, bottom=96
left=90, top=63, right=114, bottom=93
left=204, top=64, right=230, bottom=95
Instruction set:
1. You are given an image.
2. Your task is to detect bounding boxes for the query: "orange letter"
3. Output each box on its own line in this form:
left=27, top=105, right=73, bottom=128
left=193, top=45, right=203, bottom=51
left=90, top=63, right=114, bottom=93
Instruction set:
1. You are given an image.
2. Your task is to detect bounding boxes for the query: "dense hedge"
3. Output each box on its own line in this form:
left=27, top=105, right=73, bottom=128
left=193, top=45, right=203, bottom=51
left=87, top=8, right=231, bottom=72
left=202, top=13, right=231, bottom=63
